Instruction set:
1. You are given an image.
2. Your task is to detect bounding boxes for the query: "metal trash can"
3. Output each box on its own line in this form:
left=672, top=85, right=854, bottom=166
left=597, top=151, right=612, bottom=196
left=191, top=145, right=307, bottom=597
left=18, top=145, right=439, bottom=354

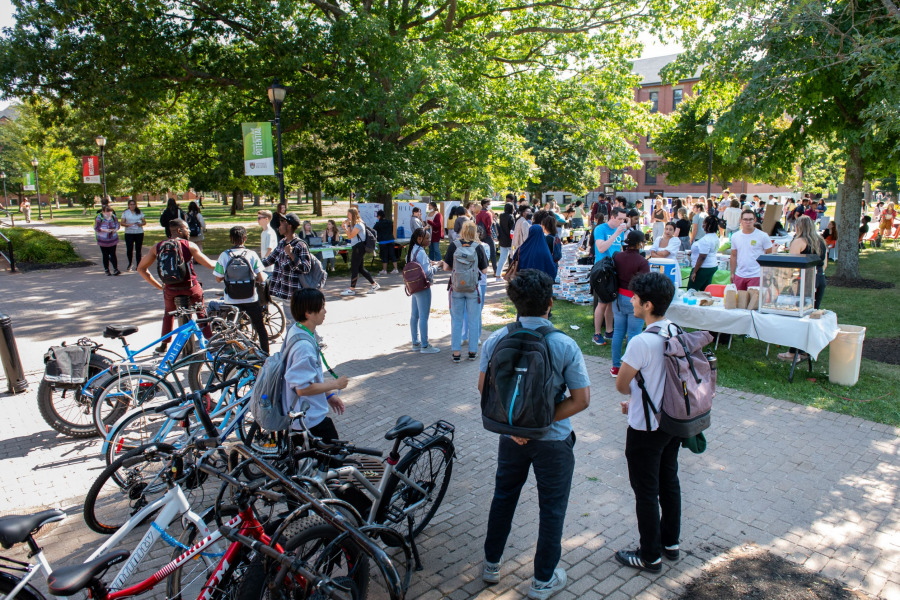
left=829, top=324, right=866, bottom=387
left=0, top=313, right=28, bottom=394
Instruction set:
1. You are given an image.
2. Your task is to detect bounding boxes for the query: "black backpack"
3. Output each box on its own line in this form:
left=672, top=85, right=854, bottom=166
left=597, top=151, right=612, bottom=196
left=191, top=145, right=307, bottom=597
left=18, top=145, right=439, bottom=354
left=156, top=239, right=190, bottom=285
left=481, top=322, right=566, bottom=439
left=589, top=256, right=618, bottom=303
left=364, top=225, right=378, bottom=252
left=187, top=212, right=202, bottom=237
left=224, top=249, right=255, bottom=300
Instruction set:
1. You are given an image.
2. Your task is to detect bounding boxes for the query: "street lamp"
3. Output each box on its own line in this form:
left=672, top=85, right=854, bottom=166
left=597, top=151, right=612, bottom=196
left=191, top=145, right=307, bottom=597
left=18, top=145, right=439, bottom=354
left=31, top=156, right=43, bottom=220
left=267, top=78, right=287, bottom=206
left=706, top=121, right=715, bottom=200
left=1, top=171, right=7, bottom=209
left=96, top=135, right=108, bottom=204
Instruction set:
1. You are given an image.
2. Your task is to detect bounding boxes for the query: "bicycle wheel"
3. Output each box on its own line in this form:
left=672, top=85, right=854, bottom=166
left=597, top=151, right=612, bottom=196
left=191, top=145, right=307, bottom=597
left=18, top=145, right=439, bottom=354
left=165, top=515, right=238, bottom=600
left=187, top=339, right=252, bottom=391
left=105, top=403, right=193, bottom=466
left=374, top=439, right=453, bottom=539
left=37, top=353, right=112, bottom=439
left=92, top=367, right=176, bottom=436
left=0, top=571, right=46, bottom=600
left=84, top=442, right=176, bottom=534
left=237, top=515, right=369, bottom=600
left=264, top=301, right=285, bottom=342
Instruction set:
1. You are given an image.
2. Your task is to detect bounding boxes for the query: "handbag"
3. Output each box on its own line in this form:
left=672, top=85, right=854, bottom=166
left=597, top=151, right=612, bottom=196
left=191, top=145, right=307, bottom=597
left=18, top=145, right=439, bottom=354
left=502, top=250, right=520, bottom=282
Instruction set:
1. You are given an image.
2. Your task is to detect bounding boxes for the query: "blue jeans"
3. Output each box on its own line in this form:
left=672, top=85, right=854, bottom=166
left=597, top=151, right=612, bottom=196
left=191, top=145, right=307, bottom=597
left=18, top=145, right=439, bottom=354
left=428, top=242, right=441, bottom=261
left=484, top=433, right=576, bottom=582
left=410, top=288, right=432, bottom=346
left=450, top=290, right=481, bottom=353
left=497, top=246, right=512, bottom=276
left=461, top=280, right=487, bottom=343
left=612, top=295, right=645, bottom=368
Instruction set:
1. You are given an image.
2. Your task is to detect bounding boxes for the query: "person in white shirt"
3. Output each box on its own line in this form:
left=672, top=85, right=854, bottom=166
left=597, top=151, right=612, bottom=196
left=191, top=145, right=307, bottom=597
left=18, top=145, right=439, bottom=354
left=648, top=223, right=681, bottom=259
left=729, top=209, right=773, bottom=290
left=120, top=199, right=147, bottom=271
left=722, top=199, right=743, bottom=236
left=214, top=226, right=268, bottom=353
left=613, top=271, right=681, bottom=574
left=257, top=210, right=278, bottom=275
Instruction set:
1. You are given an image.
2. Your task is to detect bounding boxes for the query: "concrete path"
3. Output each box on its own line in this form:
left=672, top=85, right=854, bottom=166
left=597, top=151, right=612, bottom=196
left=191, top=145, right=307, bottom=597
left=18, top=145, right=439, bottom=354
left=0, top=226, right=898, bottom=599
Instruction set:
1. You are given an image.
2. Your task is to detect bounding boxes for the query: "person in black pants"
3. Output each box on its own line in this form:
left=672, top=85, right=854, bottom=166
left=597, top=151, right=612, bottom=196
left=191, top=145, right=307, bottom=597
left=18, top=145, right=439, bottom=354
left=213, top=226, right=269, bottom=353
left=340, top=207, right=378, bottom=296
left=613, top=272, right=682, bottom=573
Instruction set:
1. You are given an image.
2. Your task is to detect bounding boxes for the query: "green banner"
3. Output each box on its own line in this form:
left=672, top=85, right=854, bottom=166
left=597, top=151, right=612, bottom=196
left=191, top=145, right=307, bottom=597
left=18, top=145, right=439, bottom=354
left=23, top=172, right=35, bottom=191
left=242, top=122, right=275, bottom=176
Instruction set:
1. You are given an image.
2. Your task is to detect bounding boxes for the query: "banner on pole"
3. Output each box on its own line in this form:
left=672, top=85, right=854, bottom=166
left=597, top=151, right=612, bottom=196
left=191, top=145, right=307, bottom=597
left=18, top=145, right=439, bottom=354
left=241, top=122, right=275, bottom=176
left=23, top=173, right=35, bottom=191
left=82, top=156, right=101, bottom=184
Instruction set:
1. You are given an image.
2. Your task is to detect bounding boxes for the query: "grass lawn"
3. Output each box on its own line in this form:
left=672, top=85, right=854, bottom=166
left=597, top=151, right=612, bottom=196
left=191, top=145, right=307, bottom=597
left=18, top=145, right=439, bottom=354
left=489, top=246, right=900, bottom=427
left=1, top=226, right=83, bottom=266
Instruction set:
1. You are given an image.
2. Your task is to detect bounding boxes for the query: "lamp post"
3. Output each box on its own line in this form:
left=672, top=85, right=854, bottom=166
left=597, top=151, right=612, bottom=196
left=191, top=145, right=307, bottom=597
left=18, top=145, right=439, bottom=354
left=267, top=78, right=287, bottom=206
left=706, top=121, right=715, bottom=200
left=31, top=157, right=43, bottom=220
left=96, top=135, right=108, bottom=204
left=1, top=171, right=7, bottom=208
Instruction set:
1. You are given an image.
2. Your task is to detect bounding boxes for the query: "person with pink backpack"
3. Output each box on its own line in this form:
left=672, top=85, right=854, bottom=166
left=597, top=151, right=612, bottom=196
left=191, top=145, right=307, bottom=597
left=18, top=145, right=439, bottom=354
left=403, top=227, right=440, bottom=354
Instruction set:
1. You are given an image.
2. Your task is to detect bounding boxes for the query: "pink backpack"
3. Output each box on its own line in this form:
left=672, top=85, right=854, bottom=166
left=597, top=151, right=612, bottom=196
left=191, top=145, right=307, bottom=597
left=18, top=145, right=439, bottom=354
left=636, top=324, right=716, bottom=437
left=402, top=246, right=431, bottom=296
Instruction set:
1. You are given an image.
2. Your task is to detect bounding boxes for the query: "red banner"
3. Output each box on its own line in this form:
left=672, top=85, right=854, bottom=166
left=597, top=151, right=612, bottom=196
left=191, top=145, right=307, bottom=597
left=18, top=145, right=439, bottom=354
left=82, top=156, right=101, bottom=184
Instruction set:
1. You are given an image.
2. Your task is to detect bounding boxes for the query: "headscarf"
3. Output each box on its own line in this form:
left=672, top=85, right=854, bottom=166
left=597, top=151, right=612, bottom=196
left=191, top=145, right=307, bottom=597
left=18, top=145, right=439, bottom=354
left=517, top=224, right=557, bottom=279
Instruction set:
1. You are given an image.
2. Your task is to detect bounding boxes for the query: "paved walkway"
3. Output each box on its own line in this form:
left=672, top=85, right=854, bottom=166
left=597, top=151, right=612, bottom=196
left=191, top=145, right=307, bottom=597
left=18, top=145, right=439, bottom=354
left=0, top=228, right=898, bottom=599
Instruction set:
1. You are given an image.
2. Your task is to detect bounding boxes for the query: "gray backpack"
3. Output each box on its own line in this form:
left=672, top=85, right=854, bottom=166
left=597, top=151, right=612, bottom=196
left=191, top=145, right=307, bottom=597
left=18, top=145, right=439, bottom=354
left=249, top=330, right=314, bottom=431
left=451, top=240, right=479, bottom=293
left=299, top=253, right=327, bottom=290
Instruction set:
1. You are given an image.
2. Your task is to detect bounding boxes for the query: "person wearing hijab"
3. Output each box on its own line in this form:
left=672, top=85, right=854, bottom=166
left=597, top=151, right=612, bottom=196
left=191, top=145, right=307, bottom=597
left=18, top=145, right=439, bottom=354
left=516, top=224, right=557, bottom=280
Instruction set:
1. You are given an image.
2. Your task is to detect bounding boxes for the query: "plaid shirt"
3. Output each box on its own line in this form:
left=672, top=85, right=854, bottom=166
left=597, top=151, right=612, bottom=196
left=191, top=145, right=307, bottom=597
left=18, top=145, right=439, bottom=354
left=261, top=237, right=312, bottom=300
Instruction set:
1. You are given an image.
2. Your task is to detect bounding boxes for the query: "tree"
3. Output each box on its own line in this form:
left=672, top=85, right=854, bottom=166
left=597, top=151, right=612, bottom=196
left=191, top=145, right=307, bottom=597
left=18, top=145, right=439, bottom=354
left=669, top=0, right=900, bottom=280
left=523, top=121, right=599, bottom=199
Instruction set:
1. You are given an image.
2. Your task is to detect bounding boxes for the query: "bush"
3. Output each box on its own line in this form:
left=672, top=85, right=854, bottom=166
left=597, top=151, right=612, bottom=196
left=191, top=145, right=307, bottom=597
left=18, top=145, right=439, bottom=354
left=0, top=227, right=81, bottom=264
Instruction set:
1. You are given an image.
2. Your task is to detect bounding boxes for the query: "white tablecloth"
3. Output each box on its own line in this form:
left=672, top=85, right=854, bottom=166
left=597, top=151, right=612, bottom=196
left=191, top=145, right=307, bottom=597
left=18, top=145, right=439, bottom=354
left=665, top=303, right=839, bottom=359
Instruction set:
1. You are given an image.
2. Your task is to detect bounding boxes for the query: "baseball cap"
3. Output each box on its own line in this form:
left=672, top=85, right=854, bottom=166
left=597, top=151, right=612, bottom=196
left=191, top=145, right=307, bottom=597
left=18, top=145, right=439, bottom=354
left=284, top=213, right=301, bottom=228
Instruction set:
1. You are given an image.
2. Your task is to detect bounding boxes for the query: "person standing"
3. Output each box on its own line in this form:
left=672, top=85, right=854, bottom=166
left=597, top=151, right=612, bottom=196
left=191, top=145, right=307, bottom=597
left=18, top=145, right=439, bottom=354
left=688, top=203, right=705, bottom=245
left=779, top=216, right=827, bottom=361
left=541, top=215, right=562, bottom=265
left=480, top=269, right=591, bottom=599
left=374, top=210, right=398, bottom=275
left=688, top=216, right=721, bottom=292
left=20, top=198, right=31, bottom=223
left=262, top=213, right=313, bottom=325
left=674, top=208, right=691, bottom=251
left=94, top=204, right=121, bottom=276
left=271, top=203, right=288, bottom=241
left=214, top=226, right=269, bottom=353
left=614, top=271, right=682, bottom=574
left=408, top=206, right=425, bottom=237
left=592, top=207, right=628, bottom=346
left=186, top=201, right=206, bottom=250
left=651, top=199, right=667, bottom=242
left=512, top=206, right=532, bottom=250
left=571, top=200, right=586, bottom=229
left=426, top=201, right=443, bottom=261
left=442, top=220, right=488, bottom=363
left=496, top=202, right=515, bottom=281
left=406, top=227, right=440, bottom=353
left=120, top=199, right=146, bottom=271
left=257, top=210, right=278, bottom=277
left=341, top=207, right=378, bottom=296
left=137, top=218, right=216, bottom=353
left=610, top=231, right=650, bottom=377
left=729, top=209, right=773, bottom=290
left=723, top=199, right=742, bottom=237
left=476, top=199, right=498, bottom=276
left=159, top=198, right=186, bottom=235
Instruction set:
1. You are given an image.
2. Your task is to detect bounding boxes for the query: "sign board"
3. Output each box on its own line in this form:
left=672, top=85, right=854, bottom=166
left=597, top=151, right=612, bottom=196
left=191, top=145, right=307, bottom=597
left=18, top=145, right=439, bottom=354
left=241, top=122, right=275, bottom=176
left=23, top=172, right=35, bottom=191
left=355, top=203, right=380, bottom=230
left=82, top=156, right=101, bottom=184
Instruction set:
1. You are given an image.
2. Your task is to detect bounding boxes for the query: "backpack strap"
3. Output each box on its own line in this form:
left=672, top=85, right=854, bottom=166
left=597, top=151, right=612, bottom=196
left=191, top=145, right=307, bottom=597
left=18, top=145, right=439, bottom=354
left=634, top=325, right=662, bottom=433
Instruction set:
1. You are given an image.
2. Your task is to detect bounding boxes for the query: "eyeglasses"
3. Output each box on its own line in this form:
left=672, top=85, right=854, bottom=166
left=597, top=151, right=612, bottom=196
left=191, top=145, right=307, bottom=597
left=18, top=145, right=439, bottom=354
left=741, top=217, right=755, bottom=222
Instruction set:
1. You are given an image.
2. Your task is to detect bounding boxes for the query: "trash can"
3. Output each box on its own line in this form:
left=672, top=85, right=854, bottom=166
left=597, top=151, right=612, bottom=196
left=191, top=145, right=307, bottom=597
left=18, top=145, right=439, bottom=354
left=828, top=325, right=866, bottom=387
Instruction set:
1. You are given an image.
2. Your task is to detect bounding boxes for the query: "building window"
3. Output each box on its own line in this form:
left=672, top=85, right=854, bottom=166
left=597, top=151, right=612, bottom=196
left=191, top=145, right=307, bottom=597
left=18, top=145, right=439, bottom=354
left=673, top=89, right=683, bottom=110
left=649, top=92, right=658, bottom=113
left=646, top=134, right=652, bottom=148
left=645, top=161, right=658, bottom=185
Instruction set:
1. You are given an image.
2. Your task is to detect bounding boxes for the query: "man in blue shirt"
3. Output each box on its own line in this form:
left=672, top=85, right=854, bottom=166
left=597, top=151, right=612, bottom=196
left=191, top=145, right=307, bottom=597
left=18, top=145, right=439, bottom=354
left=479, top=269, right=591, bottom=599
left=593, top=207, right=628, bottom=345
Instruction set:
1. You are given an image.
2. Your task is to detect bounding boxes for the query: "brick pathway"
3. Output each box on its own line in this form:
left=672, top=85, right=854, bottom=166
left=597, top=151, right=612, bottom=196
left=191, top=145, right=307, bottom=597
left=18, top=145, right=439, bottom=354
left=1, top=232, right=898, bottom=599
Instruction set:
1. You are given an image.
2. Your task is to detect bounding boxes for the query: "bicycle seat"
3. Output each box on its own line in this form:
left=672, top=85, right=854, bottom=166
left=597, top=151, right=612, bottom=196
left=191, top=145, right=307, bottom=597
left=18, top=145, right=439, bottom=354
left=162, top=405, right=193, bottom=420
left=0, top=509, right=65, bottom=549
left=384, top=416, right=424, bottom=441
left=103, top=324, right=138, bottom=339
left=48, top=551, right=130, bottom=596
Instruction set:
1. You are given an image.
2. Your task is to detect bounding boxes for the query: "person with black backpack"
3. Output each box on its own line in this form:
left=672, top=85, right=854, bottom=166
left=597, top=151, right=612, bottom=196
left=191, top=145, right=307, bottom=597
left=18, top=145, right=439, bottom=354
left=186, top=201, right=206, bottom=250
left=214, top=226, right=268, bottom=353
left=158, top=198, right=186, bottom=235
left=136, top=218, right=217, bottom=354
left=478, top=269, right=591, bottom=599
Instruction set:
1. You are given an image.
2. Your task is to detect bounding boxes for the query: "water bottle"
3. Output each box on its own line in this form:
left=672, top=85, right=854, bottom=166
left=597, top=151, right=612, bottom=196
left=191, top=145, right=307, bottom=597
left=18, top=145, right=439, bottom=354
left=398, top=225, right=405, bottom=239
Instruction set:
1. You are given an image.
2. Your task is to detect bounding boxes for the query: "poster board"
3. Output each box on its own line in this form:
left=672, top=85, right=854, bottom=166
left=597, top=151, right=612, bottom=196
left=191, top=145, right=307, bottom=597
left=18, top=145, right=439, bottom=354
left=355, top=203, right=380, bottom=229
left=441, top=201, right=461, bottom=234
left=761, top=203, right=781, bottom=235
left=394, top=201, right=428, bottom=238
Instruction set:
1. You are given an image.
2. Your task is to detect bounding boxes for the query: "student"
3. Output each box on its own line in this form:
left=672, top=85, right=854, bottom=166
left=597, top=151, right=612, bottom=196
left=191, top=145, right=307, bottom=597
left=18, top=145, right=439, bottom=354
left=611, top=231, right=650, bottom=377
left=723, top=199, right=742, bottom=237
left=262, top=213, right=313, bottom=325
left=729, top=209, right=773, bottom=290
left=571, top=200, right=586, bottom=229
left=779, top=216, right=827, bottom=362
left=137, top=218, right=216, bottom=353
left=426, top=201, right=444, bottom=261
left=20, top=198, right=31, bottom=223
left=614, top=271, right=682, bottom=574
left=406, top=228, right=440, bottom=353
left=186, top=201, right=206, bottom=250
left=442, top=220, right=489, bottom=362
left=321, top=219, right=343, bottom=272
left=95, top=204, right=121, bottom=276
left=674, top=208, right=691, bottom=251
left=516, top=223, right=557, bottom=280
left=541, top=215, right=562, bottom=265
left=341, top=207, right=378, bottom=295
left=214, top=226, right=268, bottom=353
left=121, top=199, right=146, bottom=271
left=409, top=206, right=425, bottom=236
left=476, top=199, right=498, bottom=275
left=284, top=288, right=349, bottom=442
left=512, top=205, right=532, bottom=249
left=859, top=216, right=872, bottom=249
left=257, top=210, right=278, bottom=276
left=299, top=220, right=319, bottom=245
left=373, top=210, right=398, bottom=275
left=592, top=207, right=628, bottom=345
left=689, top=203, right=706, bottom=244
left=688, top=216, right=721, bottom=291
left=648, top=222, right=681, bottom=259
left=479, top=269, right=591, bottom=599
left=496, top=202, right=515, bottom=281
left=271, top=203, right=288, bottom=241
left=158, top=198, right=186, bottom=235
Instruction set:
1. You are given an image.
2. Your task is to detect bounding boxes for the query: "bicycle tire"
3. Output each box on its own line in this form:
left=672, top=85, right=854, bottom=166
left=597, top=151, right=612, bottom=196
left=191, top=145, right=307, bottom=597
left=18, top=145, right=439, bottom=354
left=84, top=442, right=176, bottom=534
left=91, top=366, right=177, bottom=437
left=264, top=301, right=285, bottom=342
left=237, top=515, right=369, bottom=600
left=0, top=571, right=46, bottom=600
left=165, top=514, right=239, bottom=600
left=37, top=353, right=112, bottom=439
left=374, top=438, right=453, bottom=539
left=187, top=339, right=251, bottom=391
left=105, top=402, right=194, bottom=466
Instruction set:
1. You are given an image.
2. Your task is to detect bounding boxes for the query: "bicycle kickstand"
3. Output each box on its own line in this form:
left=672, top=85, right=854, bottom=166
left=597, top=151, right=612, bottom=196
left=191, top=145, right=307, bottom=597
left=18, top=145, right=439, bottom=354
left=406, top=515, right=423, bottom=572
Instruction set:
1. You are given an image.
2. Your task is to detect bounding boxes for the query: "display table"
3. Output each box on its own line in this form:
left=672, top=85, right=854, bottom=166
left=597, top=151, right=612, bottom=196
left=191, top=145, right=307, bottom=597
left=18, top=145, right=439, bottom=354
left=309, top=244, right=351, bottom=255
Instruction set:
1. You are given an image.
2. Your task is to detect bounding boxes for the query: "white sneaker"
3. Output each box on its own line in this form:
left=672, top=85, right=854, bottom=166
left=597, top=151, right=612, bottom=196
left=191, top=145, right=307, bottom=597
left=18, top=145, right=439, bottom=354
left=482, top=560, right=501, bottom=584
left=378, top=270, right=387, bottom=275
left=494, top=277, right=503, bottom=283
left=420, top=345, right=440, bottom=354
left=369, top=283, right=381, bottom=293
left=340, top=289, right=356, bottom=296
left=388, top=269, right=398, bottom=274
left=527, top=568, right=567, bottom=599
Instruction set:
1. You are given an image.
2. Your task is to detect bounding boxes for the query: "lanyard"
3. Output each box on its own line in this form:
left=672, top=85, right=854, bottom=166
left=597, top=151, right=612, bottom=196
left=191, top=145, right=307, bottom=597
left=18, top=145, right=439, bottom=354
left=298, top=324, right=338, bottom=379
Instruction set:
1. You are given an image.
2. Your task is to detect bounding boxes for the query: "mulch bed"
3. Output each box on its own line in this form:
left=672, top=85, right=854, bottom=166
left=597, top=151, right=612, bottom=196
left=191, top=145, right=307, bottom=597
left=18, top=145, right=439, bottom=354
left=828, top=277, right=894, bottom=290
left=676, top=546, right=877, bottom=600
left=862, top=336, right=900, bottom=365
left=15, top=260, right=94, bottom=272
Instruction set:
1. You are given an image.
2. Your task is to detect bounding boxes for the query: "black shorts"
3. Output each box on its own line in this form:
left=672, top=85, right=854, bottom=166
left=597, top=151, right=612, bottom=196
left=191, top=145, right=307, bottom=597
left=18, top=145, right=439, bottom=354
left=379, top=243, right=396, bottom=262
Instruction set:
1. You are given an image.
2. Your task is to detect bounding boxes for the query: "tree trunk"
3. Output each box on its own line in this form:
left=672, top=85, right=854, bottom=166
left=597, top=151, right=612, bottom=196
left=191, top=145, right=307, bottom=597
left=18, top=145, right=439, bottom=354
left=834, top=144, right=864, bottom=280
left=312, top=189, right=323, bottom=216
left=221, top=191, right=228, bottom=206
left=374, top=191, right=392, bottom=215
left=230, top=190, right=244, bottom=215
left=252, top=194, right=260, bottom=206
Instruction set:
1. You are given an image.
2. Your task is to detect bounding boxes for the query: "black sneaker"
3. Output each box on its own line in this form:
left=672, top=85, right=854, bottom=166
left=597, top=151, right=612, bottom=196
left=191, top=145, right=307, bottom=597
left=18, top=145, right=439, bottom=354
left=615, top=549, right=661, bottom=573
left=468, top=352, right=477, bottom=361
left=452, top=354, right=461, bottom=363
left=155, top=344, right=168, bottom=355
left=663, top=545, right=680, bottom=561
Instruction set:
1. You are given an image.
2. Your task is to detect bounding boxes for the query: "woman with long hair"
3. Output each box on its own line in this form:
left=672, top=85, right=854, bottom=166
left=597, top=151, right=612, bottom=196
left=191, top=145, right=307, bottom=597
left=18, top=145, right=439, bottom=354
left=496, top=202, right=515, bottom=280
left=779, top=215, right=827, bottom=361
left=187, top=201, right=206, bottom=250
left=652, top=197, right=667, bottom=242
left=300, top=220, right=319, bottom=244
left=442, top=220, right=489, bottom=362
left=121, top=198, right=147, bottom=270
left=406, top=227, right=440, bottom=353
left=159, top=197, right=185, bottom=235
left=322, top=219, right=343, bottom=272
left=95, top=204, right=121, bottom=275
left=341, top=207, right=378, bottom=296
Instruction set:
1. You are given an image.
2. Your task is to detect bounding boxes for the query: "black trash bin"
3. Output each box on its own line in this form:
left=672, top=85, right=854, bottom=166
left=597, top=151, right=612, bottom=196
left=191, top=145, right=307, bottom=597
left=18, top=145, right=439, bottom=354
left=0, top=313, right=28, bottom=394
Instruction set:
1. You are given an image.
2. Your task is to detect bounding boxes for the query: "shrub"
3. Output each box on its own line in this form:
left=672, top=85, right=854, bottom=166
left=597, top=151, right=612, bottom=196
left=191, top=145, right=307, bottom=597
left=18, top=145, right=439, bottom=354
left=0, top=227, right=81, bottom=264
